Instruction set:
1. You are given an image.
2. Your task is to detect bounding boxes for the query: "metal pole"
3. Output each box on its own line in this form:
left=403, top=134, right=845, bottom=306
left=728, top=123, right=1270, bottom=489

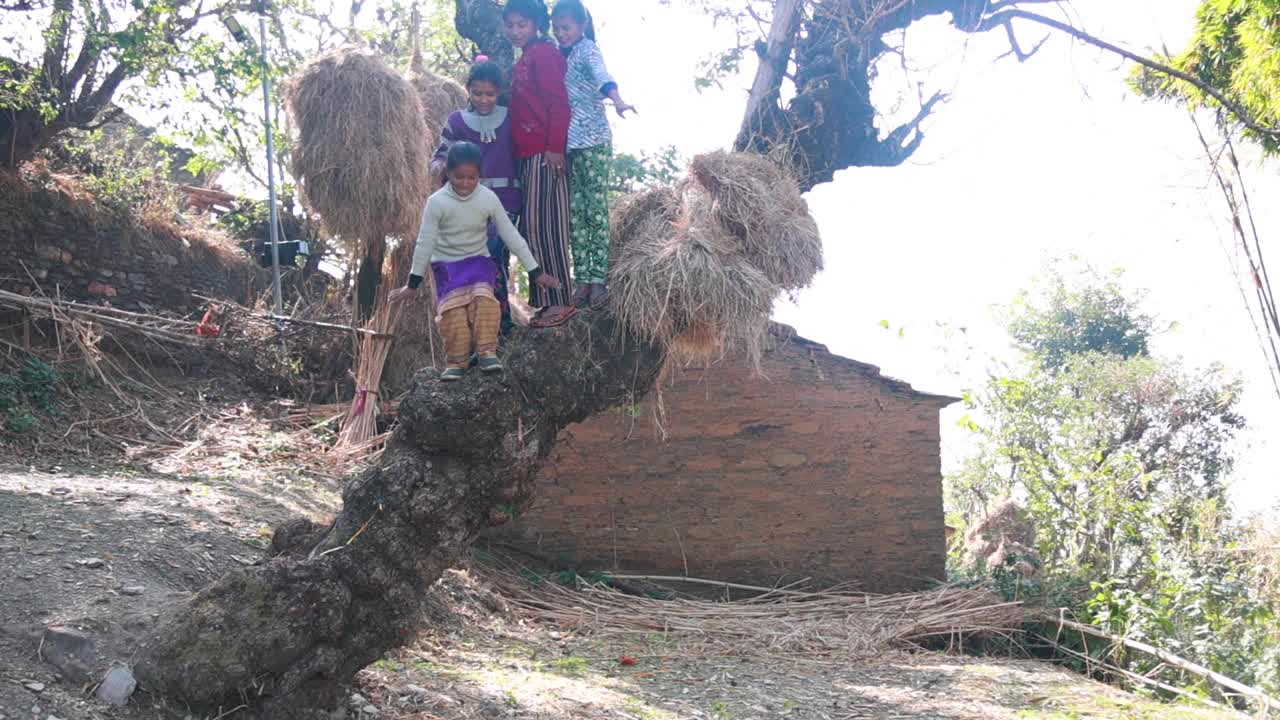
left=259, top=14, right=284, bottom=316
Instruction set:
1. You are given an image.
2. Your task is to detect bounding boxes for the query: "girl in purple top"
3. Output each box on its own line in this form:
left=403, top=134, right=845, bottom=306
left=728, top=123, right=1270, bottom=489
left=432, top=58, right=523, bottom=335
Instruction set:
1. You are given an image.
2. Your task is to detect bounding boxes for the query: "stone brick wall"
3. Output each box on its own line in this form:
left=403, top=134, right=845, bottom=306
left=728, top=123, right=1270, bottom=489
left=489, top=330, right=957, bottom=593
left=0, top=177, right=267, bottom=313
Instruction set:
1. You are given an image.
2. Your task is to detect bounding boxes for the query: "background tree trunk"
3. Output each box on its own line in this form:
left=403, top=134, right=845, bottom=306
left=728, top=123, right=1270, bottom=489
left=1, top=109, right=58, bottom=168
left=132, top=312, right=664, bottom=717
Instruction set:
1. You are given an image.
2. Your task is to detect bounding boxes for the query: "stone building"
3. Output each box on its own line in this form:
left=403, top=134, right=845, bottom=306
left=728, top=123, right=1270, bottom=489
left=489, top=327, right=958, bottom=593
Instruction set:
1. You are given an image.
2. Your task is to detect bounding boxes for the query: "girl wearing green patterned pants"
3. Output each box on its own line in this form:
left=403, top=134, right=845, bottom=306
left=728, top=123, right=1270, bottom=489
left=553, top=0, right=635, bottom=308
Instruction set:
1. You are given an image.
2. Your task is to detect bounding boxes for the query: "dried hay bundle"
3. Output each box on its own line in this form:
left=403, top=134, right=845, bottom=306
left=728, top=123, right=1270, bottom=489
left=610, top=152, right=821, bottom=366
left=336, top=300, right=402, bottom=452
left=409, top=69, right=467, bottom=144
left=284, top=47, right=431, bottom=244
left=963, top=500, right=1040, bottom=579
left=609, top=185, right=680, bottom=262
left=689, top=150, right=823, bottom=292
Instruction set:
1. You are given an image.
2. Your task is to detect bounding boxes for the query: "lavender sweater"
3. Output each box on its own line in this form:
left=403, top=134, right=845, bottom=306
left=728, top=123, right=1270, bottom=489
left=433, top=108, right=523, bottom=214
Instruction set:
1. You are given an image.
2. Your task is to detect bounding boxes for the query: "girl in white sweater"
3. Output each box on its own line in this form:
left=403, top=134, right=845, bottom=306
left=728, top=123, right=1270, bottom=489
left=392, top=142, right=561, bottom=381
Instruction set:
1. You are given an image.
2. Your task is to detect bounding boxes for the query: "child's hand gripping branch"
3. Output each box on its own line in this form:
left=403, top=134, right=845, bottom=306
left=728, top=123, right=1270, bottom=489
left=394, top=142, right=561, bottom=381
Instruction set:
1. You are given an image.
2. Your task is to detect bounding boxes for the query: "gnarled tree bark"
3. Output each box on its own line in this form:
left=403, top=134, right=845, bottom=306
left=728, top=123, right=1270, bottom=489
left=132, top=313, right=663, bottom=717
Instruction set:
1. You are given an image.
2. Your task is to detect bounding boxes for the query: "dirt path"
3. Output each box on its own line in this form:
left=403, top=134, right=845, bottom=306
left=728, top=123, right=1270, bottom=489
left=0, top=464, right=1246, bottom=720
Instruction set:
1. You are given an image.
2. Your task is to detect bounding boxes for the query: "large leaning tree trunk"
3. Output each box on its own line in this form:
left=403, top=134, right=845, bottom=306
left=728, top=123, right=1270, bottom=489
left=131, top=313, right=664, bottom=717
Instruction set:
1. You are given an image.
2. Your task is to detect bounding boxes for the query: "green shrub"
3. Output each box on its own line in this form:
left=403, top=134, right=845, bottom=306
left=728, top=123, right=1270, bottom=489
left=18, top=357, right=57, bottom=411
left=5, top=407, right=38, bottom=434
left=0, top=374, right=18, bottom=411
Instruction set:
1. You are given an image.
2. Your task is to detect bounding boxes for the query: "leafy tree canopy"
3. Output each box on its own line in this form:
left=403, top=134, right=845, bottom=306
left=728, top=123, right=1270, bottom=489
left=948, top=265, right=1277, bottom=699
left=1006, top=265, right=1156, bottom=372
left=1134, top=0, right=1280, bottom=152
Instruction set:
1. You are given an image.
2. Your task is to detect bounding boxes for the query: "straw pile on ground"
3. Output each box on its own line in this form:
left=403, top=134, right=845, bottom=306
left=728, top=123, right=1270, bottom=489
left=494, top=573, right=1025, bottom=662
left=610, top=150, right=823, bottom=366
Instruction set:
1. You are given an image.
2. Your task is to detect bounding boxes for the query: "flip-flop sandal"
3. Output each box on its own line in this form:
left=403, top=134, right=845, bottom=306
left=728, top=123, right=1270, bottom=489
left=530, top=306, right=578, bottom=329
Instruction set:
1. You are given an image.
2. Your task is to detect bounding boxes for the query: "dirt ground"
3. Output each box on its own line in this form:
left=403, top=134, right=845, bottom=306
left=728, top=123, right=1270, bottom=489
left=0, top=461, right=1248, bottom=720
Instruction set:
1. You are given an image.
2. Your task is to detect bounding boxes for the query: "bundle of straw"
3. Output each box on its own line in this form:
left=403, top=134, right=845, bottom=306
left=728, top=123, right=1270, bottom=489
left=286, top=48, right=433, bottom=450
left=493, top=571, right=1025, bottom=662
left=610, top=152, right=823, bottom=366
left=689, top=150, right=823, bottom=292
left=284, top=47, right=432, bottom=246
left=410, top=70, right=468, bottom=147
left=336, top=300, right=403, bottom=452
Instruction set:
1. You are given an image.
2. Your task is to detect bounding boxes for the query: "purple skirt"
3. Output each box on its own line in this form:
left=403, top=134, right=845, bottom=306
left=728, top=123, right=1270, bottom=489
left=431, top=256, right=498, bottom=304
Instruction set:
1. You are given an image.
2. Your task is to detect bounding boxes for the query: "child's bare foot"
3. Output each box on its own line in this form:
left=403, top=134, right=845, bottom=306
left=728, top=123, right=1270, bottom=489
left=569, top=285, right=591, bottom=308
left=588, top=282, right=609, bottom=310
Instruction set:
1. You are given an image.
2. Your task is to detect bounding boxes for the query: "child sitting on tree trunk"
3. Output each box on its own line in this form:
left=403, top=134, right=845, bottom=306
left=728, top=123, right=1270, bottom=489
left=392, top=142, right=561, bottom=382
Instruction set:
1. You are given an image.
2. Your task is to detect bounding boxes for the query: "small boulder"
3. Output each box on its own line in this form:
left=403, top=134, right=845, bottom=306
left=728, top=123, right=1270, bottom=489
left=96, top=665, right=136, bottom=706
left=40, top=627, right=96, bottom=684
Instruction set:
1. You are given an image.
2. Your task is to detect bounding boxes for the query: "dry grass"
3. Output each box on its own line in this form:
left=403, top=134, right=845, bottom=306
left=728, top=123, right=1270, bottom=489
left=285, top=47, right=432, bottom=246
left=610, top=152, right=822, bottom=367
left=689, top=150, right=823, bottom=292
left=963, top=499, right=1040, bottom=578
left=410, top=68, right=468, bottom=146
left=492, top=570, right=1026, bottom=663
left=336, top=299, right=403, bottom=451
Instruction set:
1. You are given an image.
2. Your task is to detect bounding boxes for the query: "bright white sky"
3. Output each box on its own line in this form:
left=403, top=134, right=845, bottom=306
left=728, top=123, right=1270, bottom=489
left=591, top=0, right=1280, bottom=512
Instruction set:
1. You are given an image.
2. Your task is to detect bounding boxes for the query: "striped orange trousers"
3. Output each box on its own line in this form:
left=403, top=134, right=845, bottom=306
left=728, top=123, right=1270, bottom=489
left=439, top=296, right=501, bottom=368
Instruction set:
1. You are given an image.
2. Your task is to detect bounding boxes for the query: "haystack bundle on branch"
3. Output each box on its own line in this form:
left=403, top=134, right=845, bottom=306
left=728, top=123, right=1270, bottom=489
left=610, top=149, right=823, bottom=366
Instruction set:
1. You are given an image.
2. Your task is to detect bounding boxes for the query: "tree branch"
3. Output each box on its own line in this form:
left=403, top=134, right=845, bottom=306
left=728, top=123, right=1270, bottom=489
left=866, top=90, right=947, bottom=166
left=453, top=0, right=513, bottom=71
left=39, top=0, right=73, bottom=89
left=995, top=20, right=1049, bottom=63
left=736, top=0, right=803, bottom=152
left=132, top=313, right=666, bottom=715
left=979, top=8, right=1280, bottom=142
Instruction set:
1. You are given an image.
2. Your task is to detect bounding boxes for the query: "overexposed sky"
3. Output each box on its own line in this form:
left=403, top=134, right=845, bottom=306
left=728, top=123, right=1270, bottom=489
left=590, top=0, right=1279, bottom=511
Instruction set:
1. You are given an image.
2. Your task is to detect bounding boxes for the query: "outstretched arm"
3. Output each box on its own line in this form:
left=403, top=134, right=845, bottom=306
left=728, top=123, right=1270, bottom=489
left=407, top=200, right=442, bottom=289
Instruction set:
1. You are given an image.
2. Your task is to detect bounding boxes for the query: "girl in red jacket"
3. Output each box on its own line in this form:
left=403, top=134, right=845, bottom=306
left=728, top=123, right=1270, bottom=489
left=504, top=0, right=577, bottom=328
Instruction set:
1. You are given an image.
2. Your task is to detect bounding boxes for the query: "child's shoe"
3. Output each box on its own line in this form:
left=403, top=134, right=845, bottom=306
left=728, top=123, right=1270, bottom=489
left=440, top=366, right=467, bottom=382
left=478, top=354, right=504, bottom=374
